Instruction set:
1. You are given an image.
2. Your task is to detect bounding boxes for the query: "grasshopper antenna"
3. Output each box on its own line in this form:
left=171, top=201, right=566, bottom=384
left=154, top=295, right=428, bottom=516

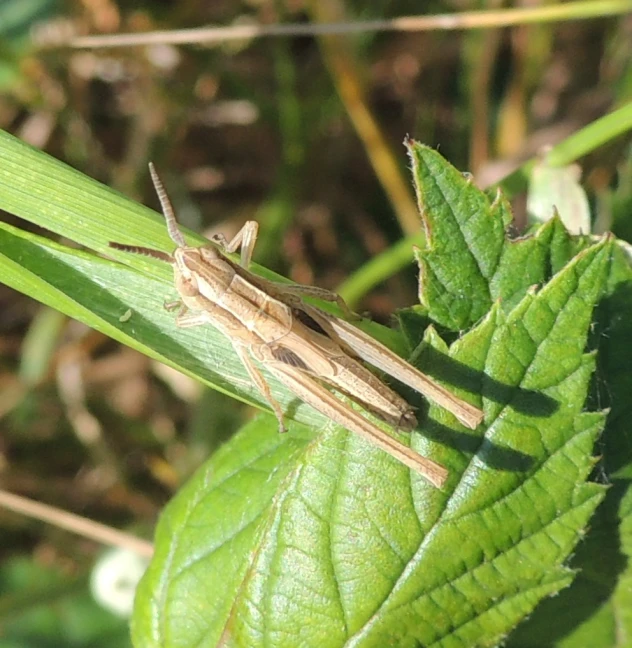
left=148, top=162, right=186, bottom=248
left=108, top=242, right=172, bottom=262
left=108, top=164, right=182, bottom=262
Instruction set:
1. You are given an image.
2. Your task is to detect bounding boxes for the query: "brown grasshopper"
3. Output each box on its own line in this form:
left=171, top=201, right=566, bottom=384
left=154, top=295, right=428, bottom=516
left=110, top=164, right=483, bottom=487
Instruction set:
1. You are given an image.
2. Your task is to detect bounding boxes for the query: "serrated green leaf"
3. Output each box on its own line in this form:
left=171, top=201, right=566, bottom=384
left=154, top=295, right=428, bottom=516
left=596, top=243, right=632, bottom=477
left=406, top=141, right=592, bottom=331
left=407, top=141, right=506, bottom=329
left=0, top=130, right=616, bottom=646
left=507, top=238, right=632, bottom=647
left=131, top=416, right=313, bottom=647
left=612, top=487, right=632, bottom=646
left=132, top=240, right=610, bottom=647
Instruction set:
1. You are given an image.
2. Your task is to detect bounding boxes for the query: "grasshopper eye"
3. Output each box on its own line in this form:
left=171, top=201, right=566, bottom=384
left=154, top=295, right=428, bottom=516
left=175, top=273, right=199, bottom=297
left=200, top=246, right=220, bottom=262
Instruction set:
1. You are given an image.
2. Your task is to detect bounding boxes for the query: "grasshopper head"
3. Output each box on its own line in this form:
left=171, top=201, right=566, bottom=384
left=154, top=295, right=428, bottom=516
left=173, top=250, right=201, bottom=299
left=172, top=246, right=197, bottom=280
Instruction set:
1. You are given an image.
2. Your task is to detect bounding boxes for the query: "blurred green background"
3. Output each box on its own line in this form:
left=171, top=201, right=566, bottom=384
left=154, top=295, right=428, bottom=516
left=0, top=1, right=631, bottom=645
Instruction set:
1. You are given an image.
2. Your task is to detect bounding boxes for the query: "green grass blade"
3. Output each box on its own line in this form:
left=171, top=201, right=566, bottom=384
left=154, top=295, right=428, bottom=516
left=0, top=220, right=329, bottom=428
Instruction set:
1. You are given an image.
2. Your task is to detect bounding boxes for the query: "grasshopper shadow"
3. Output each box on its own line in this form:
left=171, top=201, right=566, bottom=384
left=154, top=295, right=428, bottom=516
left=419, top=418, right=535, bottom=472
left=401, top=346, right=561, bottom=473
left=416, top=346, right=559, bottom=417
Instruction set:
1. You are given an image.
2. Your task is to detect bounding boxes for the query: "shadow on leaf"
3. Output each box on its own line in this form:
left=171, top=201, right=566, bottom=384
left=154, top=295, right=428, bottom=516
left=420, top=418, right=535, bottom=472
left=420, top=346, right=558, bottom=417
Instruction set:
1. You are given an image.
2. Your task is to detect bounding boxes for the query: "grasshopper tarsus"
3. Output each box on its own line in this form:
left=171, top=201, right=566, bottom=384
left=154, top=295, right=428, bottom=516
left=398, top=408, right=418, bottom=432
left=210, top=233, right=227, bottom=248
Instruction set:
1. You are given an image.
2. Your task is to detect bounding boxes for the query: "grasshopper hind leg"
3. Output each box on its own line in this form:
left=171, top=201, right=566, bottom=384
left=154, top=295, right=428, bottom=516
left=274, top=283, right=358, bottom=320
left=234, top=344, right=288, bottom=433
